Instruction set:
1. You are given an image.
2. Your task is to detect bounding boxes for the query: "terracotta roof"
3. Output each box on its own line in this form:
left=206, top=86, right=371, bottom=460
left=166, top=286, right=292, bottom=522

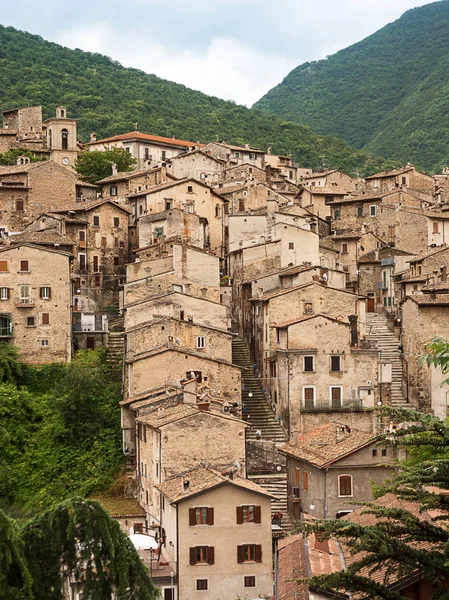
left=127, top=177, right=228, bottom=201
left=209, top=141, right=264, bottom=153
left=223, top=162, right=266, bottom=174
left=0, top=161, right=49, bottom=175
left=156, top=467, right=275, bottom=504
left=300, top=185, right=348, bottom=196
left=277, top=534, right=309, bottom=600
left=0, top=242, right=72, bottom=257
left=51, top=198, right=132, bottom=214
left=9, top=229, right=73, bottom=247
left=250, top=280, right=358, bottom=302
left=97, top=167, right=164, bottom=184
left=330, top=191, right=398, bottom=204
left=365, top=166, right=415, bottom=180
left=404, top=293, right=449, bottom=306
left=89, top=130, right=198, bottom=148
left=274, top=313, right=350, bottom=329
left=301, top=169, right=340, bottom=179
left=422, top=281, right=449, bottom=292
left=280, top=423, right=377, bottom=468
left=358, top=247, right=413, bottom=263
left=136, top=404, right=199, bottom=428
left=408, top=244, right=449, bottom=263
left=167, top=148, right=224, bottom=164
left=125, top=345, right=240, bottom=370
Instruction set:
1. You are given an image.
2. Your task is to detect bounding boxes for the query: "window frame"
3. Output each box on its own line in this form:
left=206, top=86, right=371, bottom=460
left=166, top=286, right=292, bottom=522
left=40, top=286, right=51, bottom=300
left=330, top=386, right=343, bottom=409
left=0, top=287, right=10, bottom=300
left=370, top=205, right=377, bottom=217
left=338, top=474, right=353, bottom=498
left=0, top=260, right=8, bottom=273
left=196, top=336, right=206, bottom=350
left=303, top=355, right=314, bottom=372
left=330, top=355, right=342, bottom=372
left=244, top=576, right=256, bottom=588
left=92, top=215, right=100, bottom=227
left=303, top=386, right=316, bottom=409
left=20, top=260, right=29, bottom=273
left=196, top=579, right=208, bottom=591
left=25, top=315, right=36, bottom=327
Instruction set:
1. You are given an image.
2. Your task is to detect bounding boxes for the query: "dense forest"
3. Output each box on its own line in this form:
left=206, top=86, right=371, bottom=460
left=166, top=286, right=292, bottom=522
left=254, top=1, right=449, bottom=173
left=0, top=25, right=399, bottom=177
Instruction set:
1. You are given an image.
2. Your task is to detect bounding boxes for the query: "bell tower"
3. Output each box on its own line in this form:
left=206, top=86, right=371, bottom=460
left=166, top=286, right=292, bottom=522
left=45, top=106, right=78, bottom=169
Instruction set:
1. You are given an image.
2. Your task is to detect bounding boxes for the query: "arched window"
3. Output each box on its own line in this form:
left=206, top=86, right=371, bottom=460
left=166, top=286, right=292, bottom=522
left=61, top=129, right=68, bottom=150
left=338, top=475, right=353, bottom=497
left=60, top=110, right=65, bottom=118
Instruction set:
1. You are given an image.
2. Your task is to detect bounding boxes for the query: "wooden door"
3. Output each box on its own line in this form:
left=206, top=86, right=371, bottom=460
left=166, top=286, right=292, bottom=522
left=86, top=336, right=95, bottom=350
left=367, top=297, right=375, bottom=312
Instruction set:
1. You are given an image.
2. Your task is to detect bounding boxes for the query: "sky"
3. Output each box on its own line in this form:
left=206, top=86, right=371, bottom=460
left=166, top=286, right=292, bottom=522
left=3, top=0, right=434, bottom=106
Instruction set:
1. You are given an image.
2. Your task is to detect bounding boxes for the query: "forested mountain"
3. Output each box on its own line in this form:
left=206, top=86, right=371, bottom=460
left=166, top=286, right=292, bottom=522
left=254, top=1, right=449, bottom=173
left=0, top=25, right=397, bottom=176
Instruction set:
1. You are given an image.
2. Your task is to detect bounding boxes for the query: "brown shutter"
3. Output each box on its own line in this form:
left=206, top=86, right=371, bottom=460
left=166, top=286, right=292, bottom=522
left=255, top=544, right=262, bottom=563
left=48, top=287, right=52, bottom=299
left=6, top=288, right=10, bottom=300
left=207, top=546, right=214, bottom=565
left=236, top=506, right=243, bottom=524
left=39, top=287, right=43, bottom=299
left=237, top=545, right=244, bottom=563
left=207, top=507, right=214, bottom=525
left=254, top=505, right=261, bottom=524
left=189, top=547, right=196, bottom=565
left=189, top=509, right=196, bottom=527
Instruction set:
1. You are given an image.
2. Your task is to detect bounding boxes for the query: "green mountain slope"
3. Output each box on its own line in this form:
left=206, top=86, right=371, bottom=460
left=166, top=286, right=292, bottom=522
left=254, top=1, right=449, bottom=172
left=0, top=24, right=396, bottom=176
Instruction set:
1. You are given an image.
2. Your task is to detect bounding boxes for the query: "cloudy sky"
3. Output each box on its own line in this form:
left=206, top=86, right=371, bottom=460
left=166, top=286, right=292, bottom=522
left=4, top=0, right=433, bottom=106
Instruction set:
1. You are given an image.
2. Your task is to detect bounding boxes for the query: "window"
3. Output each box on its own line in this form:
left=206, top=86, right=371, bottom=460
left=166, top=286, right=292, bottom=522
left=235, top=152, right=240, bottom=158
left=196, top=580, right=208, bottom=591
left=215, top=204, right=220, bottom=218
left=42, top=313, right=50, bottom=325
left=114, top=257, right=119, bottom=267
left=304, top=356, right=314, bottom=372
left=341, top=243, right=348, bottom=254
left=304, top=302, right=313, bottom=315
left=370, top=205, right=376, bottom=217
left=40, top=339, right=49, bottom=347
left=114, top=237, right=119, bottom=248
left=93, top=256, right=99, bottom=272
left=0, top=261, right=8, bottom=272
left=40, top=287, right=51, bottom=300
left=79, top=254, right=86, bottom=272
left=244, top=576, right=256, bottom=588
left=93, top=215, right=100, bottom=227
left=94, top=274, right=101, bottom=287
left=196, top=336, right=206, bottom=349
left=289, top=242, right=295, bottom=250
left=388, top=225, right=396, bottom=237
left=433, top=222, right=439, bottom=234
left=20, top=260, right=29, bottom=272
left=187, top=185, right=193, bottom=193
left=357, top=206, right=363, bottom=217
left=189, top=546, right=214, bottom=565
left=381, top=448, right=387, bottom=457
left=15, top=200, right=24, bottom=211
left=372, top=449, right=378, bottom=457
left=20, top=285, right=30, bottom=302
left=330, top=386, right=342, bottom=408
left=189, top=507, right=214, bottom=526
left=223, top=203, right=229, bottom=215
left=161, top=150, right=166, bottom=160
left=139, top=205, right=143, bottom=216
left=110, top=186, right=118, bottom=197
left=334, top=208, right=340, bottom=220
left=113, top=217, right=120, bottom=227
left=338, top=475, right=353, bottom=497
left=401, top=176, right=407, bottom=185
left=61, top=129, right=68, bottom=150
left=26, top=316, right=35, bottom=327
left=165, top=200, right=172, bottom=211
left=303, top=387, right=315, bottom=409
left=325, top=195, right=334, bottom=204
left=239, top=199, right=245, bottom=212
left=0, top=286, right=9, bottom=301
left=330, top=355, right=341, bottom=372
left=237, top=544, right=262, bottom=563
left=303, top=471, right=309, bottom=491
left=236, top=505, right=261, bottom=524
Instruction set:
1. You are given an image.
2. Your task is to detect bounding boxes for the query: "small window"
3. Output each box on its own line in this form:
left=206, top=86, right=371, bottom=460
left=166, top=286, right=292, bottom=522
left=110, top=186, right=118, bottom=197
left=303, top=387, right=315, bottom=409
left=215, top=204, right=220, bottom=218
left=42, top=313, right=50, bottom=325
left=0, top=261, right=8, bottom=272
left=289, top=242, right=295, bottom=250
left=223, top=203, right=229, bottom=215
left=372, top=449, right=378, bottom=457
left=196, top=580, right=208, bottom=591
left=239, top=199, right=245, bottom=212
left=187, top=185, right=193, bottom=193
left=40, top=287, right=51, bottom=300
left=341, top=243, right=348, bottom=254
left=196, top=336, right=206, bottom=349
left=304, top=302, right=313, bottom=315
left=381, top=448, right=387, bottom=457
left=370, top=205, right=377, bottom=217
left=139, top=205, right=143, bottom=215
left=357, top=206, right=363, bottom=217
left=388, top=225, right=396, bottom=237
left=26, top=316, right=35, bottom=327
left=237, top=544, right=260, bottom=563
left=113, top=217, right=120, bottom=227
left=304, top=356, right=314, bottom=372
left=93, top=256, right=99, bottom=272
left=20, top=260, right=29, bottom=272
left=433, top=222, right=439, bottom=234
left=338, top=475, right=353, bottom=497
left=79, top=230, right=86, bottom=242
left=165, top=200, right=172, bottom=211
left=113, top=257, right=119, bottom=267
left=190, top=546, right=214, bottom=565
left=334, top=208, right=340, bottom=220
left=40, top=339, right=49, bottom=347
left=15, top=200, right=24, bottom=211
left=244, top=576, right=256, bottom=588
left=331, top=355, right=341, bottom=372
left=93, top=215, right=100, bottom=227
left=114, top=237, right=119, bottom=248
left=0, top=287, right=9, bottom=300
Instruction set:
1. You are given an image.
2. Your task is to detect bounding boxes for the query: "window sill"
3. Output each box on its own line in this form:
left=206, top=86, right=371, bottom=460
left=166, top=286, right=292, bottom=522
left=18, top=271, right=30, bottom=274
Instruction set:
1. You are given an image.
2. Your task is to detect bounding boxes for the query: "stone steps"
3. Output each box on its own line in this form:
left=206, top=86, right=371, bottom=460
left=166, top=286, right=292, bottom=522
left=248, top=474, right=294, bottom=534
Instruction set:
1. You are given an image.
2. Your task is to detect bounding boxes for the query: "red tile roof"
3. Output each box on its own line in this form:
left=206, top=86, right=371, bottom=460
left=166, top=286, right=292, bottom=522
left=90, top=131, right=198, bottom=149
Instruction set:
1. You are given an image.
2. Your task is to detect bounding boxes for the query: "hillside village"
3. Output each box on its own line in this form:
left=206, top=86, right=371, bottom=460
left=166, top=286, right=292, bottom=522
left=2, top=103, right=449, bottom=599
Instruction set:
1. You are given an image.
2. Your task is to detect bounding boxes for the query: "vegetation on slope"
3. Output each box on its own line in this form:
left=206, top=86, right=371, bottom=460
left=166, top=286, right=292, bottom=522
left=0, top=346, right=123, bottom=514
left=254, top=1, right=449, bottom=172
left=0, top=24, right=398, bottom=176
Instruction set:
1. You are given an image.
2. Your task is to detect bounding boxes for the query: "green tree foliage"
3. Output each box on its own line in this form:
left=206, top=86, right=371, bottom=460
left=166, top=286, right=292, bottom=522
left=0, top=148, right=46, bottom=165
left=0, top=349, right=123, bottom=512
left=254, top=1, right=449, bottom=172
left=75, top=148, right=136, bottom=184
left=0, top=343, right=23, bottom=383
left=0, top=25, right=398, bottom=176
left=1, top=498, right=158, bottom=600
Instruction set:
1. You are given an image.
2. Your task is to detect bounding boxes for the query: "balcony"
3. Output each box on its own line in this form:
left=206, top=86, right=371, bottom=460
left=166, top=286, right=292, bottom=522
left=15, top=298, right=35, bottom=307
left=302, top=398, right=364, bottom=412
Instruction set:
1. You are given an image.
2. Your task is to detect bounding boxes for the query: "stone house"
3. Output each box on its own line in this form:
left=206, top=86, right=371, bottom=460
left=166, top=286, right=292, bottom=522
left=364, top=165, right=435, bottom=196
left=219, top=162, right=268, bottom=186
left=397, top=246, right=449, bottom=300
left=135, top=406, right=247, bottom=518
left=131, top=209, right=207, bottom=252
left=280, top=423, right=395, bottom=520
left=0, top=160, right=96, bottom=235
left=299, top=168, right=356, bottom=192
left=271, top=314, right=377, bottom=438
left=218, top=181, right=297, bottom=215
left=97, top=165, right=174, bottom=204
left=401, top=289, right=449, bottom=418
left=166, top=148, right=224, bottom=183
left=128, top=178, right=228, bottom=257
left=425, top=212, right=449, bottom=247
left=88, top=130, right=198, bottom=169
left=264, top=149, right=304, bottom=182
left=298, top=185, right=349, bottom=220
left=156, top=467, right=273, bottom=600
left=0, top=243, right=72, bottom=363
left=201, top=141, right=265, bottom=169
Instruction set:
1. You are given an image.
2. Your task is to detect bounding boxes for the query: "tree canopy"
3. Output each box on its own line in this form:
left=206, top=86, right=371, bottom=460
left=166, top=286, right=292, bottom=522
left=75, top=148, right=136, bottom=184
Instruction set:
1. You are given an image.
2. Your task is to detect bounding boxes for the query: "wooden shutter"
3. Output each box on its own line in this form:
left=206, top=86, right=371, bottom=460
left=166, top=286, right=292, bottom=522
left=236, top=506, right=243, bottom=524
left=255, top=545, right=262, bottom=563
left=237, top=545, right=244, bottom=563
left=189, top=547, right=196, bottom=565
left=303, top=471, right=309, bottom=491
left=189, top=509, right=196, bottom=526
left=39, top=287, right=43, bottom=299
left=48, top=287, right=52, bottom=299
left=254, top=505, right=261, bottom=524
left=207, top=546, right=214, bottom=565
left=0, top=261, right=7, bottom=272
left=42, top=313, right=50, bottom=325
left=207, top=507, right=214, bottom=525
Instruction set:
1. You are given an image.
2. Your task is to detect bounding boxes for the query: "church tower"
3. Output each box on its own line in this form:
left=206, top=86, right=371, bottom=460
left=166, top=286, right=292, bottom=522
left=45, top=106, right=78, bottom=168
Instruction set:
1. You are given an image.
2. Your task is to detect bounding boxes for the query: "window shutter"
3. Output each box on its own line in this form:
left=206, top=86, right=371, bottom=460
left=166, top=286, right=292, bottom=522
left=254, top=505, right=261, bottom=524
left=189, top=509, right=196, bottom=526
left=6, top=288, right=10, bottom=300
left=207, top=507, right=214, bottom=525
left=39, top=287, right=43, bottom=299
left=189, top=547, right=196, bottom=565
left=255, top=545, right=262, bottom=563
left=207, top=546, right=214, bottom=565
left=237, top=545, right=244, bottom=564
left=48, top=287, right=52, bottom=299
left=236, top=506, right=243, bottom=524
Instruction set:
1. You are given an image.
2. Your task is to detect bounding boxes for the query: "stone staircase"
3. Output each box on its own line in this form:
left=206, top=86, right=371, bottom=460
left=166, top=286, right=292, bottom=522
left=365, top=313, right=410, bottom=408
left=248, top=474, right=294, bottom=534
left=232, top=337, right=287, bottom=444
left=107, top=331, right=124, bottom=365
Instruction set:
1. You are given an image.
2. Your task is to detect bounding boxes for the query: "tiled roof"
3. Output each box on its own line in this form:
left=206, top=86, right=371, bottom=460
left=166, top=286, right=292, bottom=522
left=330, top=191, right=397, bottom=204
left=274, top=313, right=350, bottom=329
left=300, top=185, right=349, bottom=195
left=301, top=169, right=340, bottom=179
left=280, top=423, right=376, bottom=468
left=51, top=198, right=132, bottom=214
left=408, top=244, right=449, bottom=263
left=97, top=167, right=162, bottom=184
left=9, top=229, right=73, bottom=247
left=422, top=281, right=449, bottom=292
left=136, top=403, right=244, bottom=430
left=365, top=166, right=415, bottom=180
left=127, top=177, right=228, bottom=201
left=277, top=534, right=309, bottom=600
left=0, top=242, right=72, bottom=257
left=405, top=293, right=449, bottom=306
left=156, top=467, right=275, bottom=503
left=89, top=130, right=198, bottom=148
left=358, top=247, right=413, bottom=263
left=168, top=148, right=224, bottom=164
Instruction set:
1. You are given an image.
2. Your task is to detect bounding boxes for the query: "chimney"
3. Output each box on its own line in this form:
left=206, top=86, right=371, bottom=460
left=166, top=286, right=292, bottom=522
left=349, top=314, right=358, bottom=347
left=267, top=147, right=272, bottom=155
left=182, top=478, right=190, bottom=492
left=336, top=424, right=351, bottom=443
left=314, top=532, right=330, bottom=554
left=182, top=378, right=197, bottom=404
left=111, top=163, right=118, bottom=176
left=197, top=401, right=210, bottom=412
left=90, top=132, right=97, bottom=143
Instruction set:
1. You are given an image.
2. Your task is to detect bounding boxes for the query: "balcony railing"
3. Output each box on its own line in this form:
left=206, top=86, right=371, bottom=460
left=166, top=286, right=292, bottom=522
left=15, top=298, right=35, bottom=307
left=302, top=398, right=364, bottom=412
